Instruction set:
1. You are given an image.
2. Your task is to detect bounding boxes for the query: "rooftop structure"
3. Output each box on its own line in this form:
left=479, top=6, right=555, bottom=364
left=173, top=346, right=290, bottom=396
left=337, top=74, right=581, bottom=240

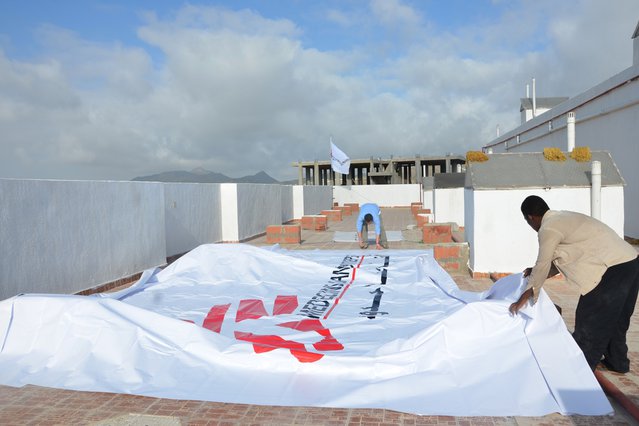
left=484, top=20, right=639, bottom=239
left=292, top=154, right=466, bottom=186
left=520, top=96, right=569, bottom=123
left=466, top=150, right=624, bottom=190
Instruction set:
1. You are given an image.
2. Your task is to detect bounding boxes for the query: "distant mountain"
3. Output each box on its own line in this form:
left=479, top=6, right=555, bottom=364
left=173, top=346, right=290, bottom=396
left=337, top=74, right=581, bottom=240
left=132, top=168, right=280, bottom=184
left=234, top=171, right=279, bottom=184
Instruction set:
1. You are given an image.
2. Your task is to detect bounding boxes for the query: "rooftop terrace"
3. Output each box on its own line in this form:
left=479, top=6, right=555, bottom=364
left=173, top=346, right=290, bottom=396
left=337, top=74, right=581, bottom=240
left=1, top=207, right=638, bottom=425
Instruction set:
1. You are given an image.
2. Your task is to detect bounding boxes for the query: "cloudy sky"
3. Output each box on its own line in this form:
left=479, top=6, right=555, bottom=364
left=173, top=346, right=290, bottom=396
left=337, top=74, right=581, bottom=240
left=1, top=0, right=638, bottom=181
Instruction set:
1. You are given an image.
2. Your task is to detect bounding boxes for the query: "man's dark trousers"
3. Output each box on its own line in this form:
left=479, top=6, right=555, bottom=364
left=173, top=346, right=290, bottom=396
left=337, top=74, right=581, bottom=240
left=572, top=256, right=639, bottom=371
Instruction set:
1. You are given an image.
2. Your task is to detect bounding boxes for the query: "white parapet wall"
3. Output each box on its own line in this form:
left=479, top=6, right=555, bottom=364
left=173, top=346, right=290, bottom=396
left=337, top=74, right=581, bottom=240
left=434, top=187, right=465, bottom=227
left=333, top=184, right=422, bottom=207
left=164, top=183, right=223, bottom=257
left=465, top=186, right=625, bottom=274
left=422, top=189, right=433, bottom=211
left=281, top=185, right=294, bottom=223
left=292, top=185, right=334, bottom=218
left=0, top=180, right=333, bottom=300
left=221, top=183, right=303, bottom=242
left=0, top=179, right=167, bottom=300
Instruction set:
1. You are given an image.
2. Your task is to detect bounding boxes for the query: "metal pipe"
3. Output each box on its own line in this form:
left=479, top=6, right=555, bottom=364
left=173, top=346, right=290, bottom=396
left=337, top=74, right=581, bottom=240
left=532, top=78, right=537, bottom=117
left=567, top=111, right=575, bottom=152
left=591, top=160, right=601, bottom=220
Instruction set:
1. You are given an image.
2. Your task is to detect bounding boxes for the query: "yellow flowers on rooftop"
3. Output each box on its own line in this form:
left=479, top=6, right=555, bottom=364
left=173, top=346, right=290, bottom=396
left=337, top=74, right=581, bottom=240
left=543, top=147, right=567, bottom=161
left=466, top=151, right=489, bottom=162
left=542, top=146, right=592, bottom=162
left=465, top=146, right=592, bottom=163
left=570, top=146, right=592, bottom=162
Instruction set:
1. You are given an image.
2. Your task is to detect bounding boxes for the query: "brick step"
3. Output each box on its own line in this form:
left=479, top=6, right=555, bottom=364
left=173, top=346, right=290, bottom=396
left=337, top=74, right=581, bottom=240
left=266, top=224, right=301, bottom=244
left=452, top=230, right=465, bottom=243
left=432, top=242, right=469, bottom=274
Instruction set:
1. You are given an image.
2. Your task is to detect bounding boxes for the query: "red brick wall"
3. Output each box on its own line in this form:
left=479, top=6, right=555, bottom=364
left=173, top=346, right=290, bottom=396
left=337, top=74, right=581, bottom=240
left=422, top=224, right=452, bottom=243
left=416, top=213, right=430, bottom=228
left=266, top=224, right=301, bottom=244
left=336, top=205, right=352, bottom=216
left=320, top=209, right=343, bottom=222
left=433, top=243, right=469, bottom=274
left=301, top=215, right=327, bottom=231
left=344, top=203, right=359, bottom=213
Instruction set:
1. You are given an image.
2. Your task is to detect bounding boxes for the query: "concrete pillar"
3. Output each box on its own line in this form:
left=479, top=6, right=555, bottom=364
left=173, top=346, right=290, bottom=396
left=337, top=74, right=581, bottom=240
left=415, top=156, right=422, bottom=184
left=298, top=163, right=303, bottom=185
left=591, top=161, right=601, bottom=220
left=313, top=161, right=319, bottom=186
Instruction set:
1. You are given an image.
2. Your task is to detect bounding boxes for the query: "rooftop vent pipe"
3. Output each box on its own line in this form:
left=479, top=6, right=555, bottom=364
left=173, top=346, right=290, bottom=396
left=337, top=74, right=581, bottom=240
left=567, top=112, right=576, bottom=152
left=532, top=78, right=537, bottom=117
left=591, top=160, right=601, bottom=220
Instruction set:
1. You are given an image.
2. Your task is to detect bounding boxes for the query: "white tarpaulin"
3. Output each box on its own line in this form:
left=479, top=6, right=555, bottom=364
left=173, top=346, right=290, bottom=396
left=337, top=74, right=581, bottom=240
left=0, top=244, right=611, bottom=416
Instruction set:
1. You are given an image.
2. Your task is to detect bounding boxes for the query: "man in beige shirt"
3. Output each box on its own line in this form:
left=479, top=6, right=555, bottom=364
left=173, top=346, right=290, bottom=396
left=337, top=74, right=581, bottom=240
left=510, top=195, right=639, bottom=373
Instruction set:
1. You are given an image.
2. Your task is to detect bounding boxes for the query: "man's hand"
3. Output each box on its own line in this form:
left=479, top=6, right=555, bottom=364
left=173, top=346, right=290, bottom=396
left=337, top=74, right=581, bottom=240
left=375, top=237, right=385, bottom=250
left=523, top=267, right=533, bottom=277
left=509, top=288, right=533, bottom=315
left=357, top=232, right=366, bottom=249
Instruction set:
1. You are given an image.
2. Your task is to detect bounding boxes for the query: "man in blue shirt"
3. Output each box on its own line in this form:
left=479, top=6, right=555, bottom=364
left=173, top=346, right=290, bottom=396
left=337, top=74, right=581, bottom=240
left=356, top=203, right=388, bottom=249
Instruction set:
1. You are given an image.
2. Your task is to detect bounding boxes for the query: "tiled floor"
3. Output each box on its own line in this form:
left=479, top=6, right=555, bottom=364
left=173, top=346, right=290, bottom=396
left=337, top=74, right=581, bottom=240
left=1, top=207, right=638, bottom=425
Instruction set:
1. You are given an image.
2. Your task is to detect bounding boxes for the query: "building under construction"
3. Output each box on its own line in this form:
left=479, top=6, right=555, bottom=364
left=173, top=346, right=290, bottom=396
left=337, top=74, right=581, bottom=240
left=293, top=154, right=466, bottom=185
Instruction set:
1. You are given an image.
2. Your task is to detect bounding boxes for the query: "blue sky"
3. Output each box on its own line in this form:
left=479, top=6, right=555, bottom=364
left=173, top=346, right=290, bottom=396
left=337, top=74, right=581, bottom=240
left=1, top=0, right=638, bottom=181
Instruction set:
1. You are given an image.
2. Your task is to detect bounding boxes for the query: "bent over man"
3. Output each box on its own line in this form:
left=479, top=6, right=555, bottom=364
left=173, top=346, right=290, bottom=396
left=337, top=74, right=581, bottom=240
left=510, top=195, right=639, bottom=373
left=356, top=203, right=388, bottom=250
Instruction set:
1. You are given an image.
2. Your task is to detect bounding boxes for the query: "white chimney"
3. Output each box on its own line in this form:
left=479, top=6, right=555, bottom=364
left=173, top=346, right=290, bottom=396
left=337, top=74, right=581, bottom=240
left=591, top=160, right=601, bottom=220
left=567, top=111, right=576, bottom=152
left=532, top=78, right=537, bottom=118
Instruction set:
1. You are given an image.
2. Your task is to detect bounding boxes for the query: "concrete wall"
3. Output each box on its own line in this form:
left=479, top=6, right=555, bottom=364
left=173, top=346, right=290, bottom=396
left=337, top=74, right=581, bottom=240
left=434, top=187, right=465, bottom=227
left=236, top=184, right=283, bottom=241
left=219, top=183, right=284, bottom=242
left=333, top=184, right=422, bottom=207
left=164, top=183, right=222, bottom=257
left=0, top=179, right=166, bottom=300
left=484, top=64, right=639, bottom=237
left=302, top=185, right=333, bottom=216
left=280, top=185, right=294, bottom=223
left=465, top=186, right=625, bottom=274
left=1, top=180, right=336, bottom=300
left=293, top=186, right=305, bottom=219
left=422, top=189, right=434, bottom=211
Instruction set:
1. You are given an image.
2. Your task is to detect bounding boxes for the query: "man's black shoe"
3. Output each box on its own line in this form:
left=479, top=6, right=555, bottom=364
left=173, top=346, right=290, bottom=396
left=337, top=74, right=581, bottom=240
left=600, top=359, right=629, bottom=374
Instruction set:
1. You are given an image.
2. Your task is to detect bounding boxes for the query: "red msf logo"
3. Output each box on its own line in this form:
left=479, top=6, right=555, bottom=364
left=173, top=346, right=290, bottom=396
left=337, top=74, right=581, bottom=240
left=189, top=295, right=344, bottom=363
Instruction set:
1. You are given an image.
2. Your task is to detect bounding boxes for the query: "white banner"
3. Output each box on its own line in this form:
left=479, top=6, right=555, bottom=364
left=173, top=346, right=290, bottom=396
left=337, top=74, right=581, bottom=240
left=0, top=244, right=610, bottom=416
left=330, top=139, right=350, bottom=175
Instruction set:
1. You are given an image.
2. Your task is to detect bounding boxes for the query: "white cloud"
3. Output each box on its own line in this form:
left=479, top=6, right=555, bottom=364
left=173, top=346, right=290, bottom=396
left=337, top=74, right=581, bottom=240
left=369, top=0, right=422, bottom=29
left=0, top=1, right=638, bottom=181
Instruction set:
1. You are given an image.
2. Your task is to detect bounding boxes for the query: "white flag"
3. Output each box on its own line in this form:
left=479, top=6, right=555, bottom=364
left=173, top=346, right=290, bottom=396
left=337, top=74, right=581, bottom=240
left=330, top=139, right=350, bottom=175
